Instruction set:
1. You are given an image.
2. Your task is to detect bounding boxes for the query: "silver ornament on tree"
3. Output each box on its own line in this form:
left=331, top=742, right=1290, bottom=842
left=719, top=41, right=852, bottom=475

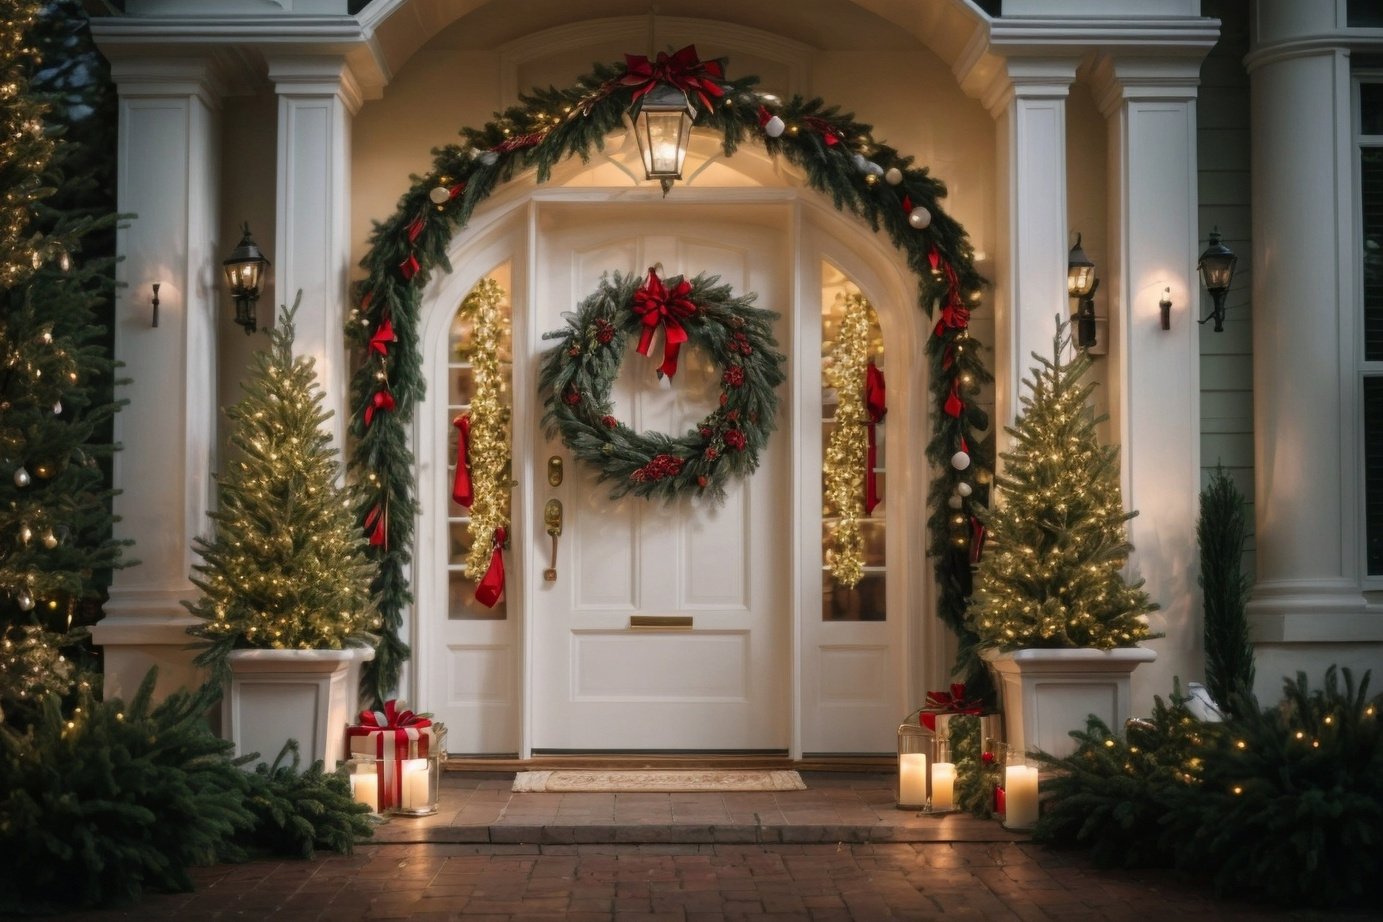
left=957, top=481, right=973, bottom=497
left=908, top=206, right=932, bottom=229
left=13, top=466, right=30, bottom=487
left=947, top=495, right=963, bottom=510
left=17, top=590, right=34, bottom=611
left=52, top=399, right=61, bottom=415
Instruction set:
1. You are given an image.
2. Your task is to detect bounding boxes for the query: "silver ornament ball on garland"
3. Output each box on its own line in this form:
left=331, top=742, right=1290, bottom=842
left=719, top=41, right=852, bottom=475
left=763, top=114, right=786, bottom=138
left=951, top=450, right=971, bottom=470
left=909, top=206, right=932, bottom=229
left=429, top=185, right=451, bottom=204
left=884, top=166, right=904, bottom=186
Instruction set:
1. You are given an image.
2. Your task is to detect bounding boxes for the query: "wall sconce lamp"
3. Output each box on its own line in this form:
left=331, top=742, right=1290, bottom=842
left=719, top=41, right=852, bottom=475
left=1067, top=233, right=1098, bottom=349
left=223, top=223, right=270, bottom=335
left=1159, top=288, right=1172, bottom=331
left=1197, top=229, right=1238, bottom=332
left=150, top=283, right=160, bottom=328
left=633, top=83, right=693, bottom=196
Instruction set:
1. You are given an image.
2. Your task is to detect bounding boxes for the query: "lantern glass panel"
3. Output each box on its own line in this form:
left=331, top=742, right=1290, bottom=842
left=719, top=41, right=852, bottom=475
left=1067, top=264, right=1095, bottom=298
left=641, top=109, right=687, bottom=178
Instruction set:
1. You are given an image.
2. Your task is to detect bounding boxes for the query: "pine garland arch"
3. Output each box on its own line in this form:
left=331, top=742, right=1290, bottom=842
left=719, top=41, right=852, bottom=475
left=348, top=49, right=995, bottom=705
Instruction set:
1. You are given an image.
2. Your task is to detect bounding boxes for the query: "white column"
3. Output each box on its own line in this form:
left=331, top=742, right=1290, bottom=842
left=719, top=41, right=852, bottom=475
left=91, top=57, right=221, bottom=700
left=1092, top=55, right=1205, bottom=703
left=1245, top=31, right=1381, bottom=694
left=267, top=56, right=361, bottom=450
left=983, top=58, right=1078, bottom=437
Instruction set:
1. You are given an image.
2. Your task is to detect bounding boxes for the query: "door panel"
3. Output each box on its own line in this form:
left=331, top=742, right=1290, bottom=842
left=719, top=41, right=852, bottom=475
left=530, top=209, right=789, bottom=751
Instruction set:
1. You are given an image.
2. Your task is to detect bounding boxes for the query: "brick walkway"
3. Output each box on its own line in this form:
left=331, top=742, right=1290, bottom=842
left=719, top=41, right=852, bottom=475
left=42, top=773, right=1371, bottom=920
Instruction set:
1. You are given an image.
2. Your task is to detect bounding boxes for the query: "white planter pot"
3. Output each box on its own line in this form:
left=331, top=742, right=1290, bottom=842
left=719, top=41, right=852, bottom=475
left=983, top=647, right=1156, bottom=758
left=223, top=646, right=374, bottom=771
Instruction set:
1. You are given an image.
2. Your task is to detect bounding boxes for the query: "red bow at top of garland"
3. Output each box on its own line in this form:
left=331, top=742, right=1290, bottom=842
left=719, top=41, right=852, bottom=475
left=357, top=698, right=432, bottom=731
left=633, top=266, right=698, bottom=380
left=919, top=683, right=984, bottom=732
left=620, top=44, right=725, bottom=113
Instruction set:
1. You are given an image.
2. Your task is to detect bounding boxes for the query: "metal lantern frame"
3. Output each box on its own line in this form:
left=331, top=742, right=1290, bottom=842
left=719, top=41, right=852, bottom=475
left=1067, top=233, right=1098, bottom=350
left=223, top=223, right=269, bottom=335
left=634, top=83, right=694, bottom=196
left=1197, top=229, right=1239, bottom=332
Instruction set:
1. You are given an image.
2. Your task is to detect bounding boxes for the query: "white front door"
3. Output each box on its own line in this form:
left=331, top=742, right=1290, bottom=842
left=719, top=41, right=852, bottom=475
left=528, top=206, right=790, bottom=752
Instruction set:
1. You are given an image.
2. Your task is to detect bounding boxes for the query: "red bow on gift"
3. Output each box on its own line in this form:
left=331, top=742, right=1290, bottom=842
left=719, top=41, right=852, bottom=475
left=620, top=44, right=725, bottom=113
left=633, top=267, right=698, bottom=380
left=357, top=699, right=432, bottom=732
left=919, top=683, right=984, bottom=731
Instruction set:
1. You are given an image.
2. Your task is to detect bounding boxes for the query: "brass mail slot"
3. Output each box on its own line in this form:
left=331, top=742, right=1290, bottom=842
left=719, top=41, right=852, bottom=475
left=629, top=615, right=693, bottom=630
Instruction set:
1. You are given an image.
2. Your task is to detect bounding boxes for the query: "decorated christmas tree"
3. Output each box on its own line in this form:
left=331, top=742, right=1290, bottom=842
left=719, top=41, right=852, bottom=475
left=0, top=0, right=127, bottom=721
left=967, top=317, right=1156, bottom=649
left=186, top=300, right=378, bottom=672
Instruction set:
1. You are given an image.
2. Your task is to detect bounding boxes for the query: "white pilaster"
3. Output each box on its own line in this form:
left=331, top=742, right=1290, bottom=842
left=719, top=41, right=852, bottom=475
left=267, top=56, right=361, bottom=450
left=1245, top=30, right=1383, bottom=697
left=91, top=56, right=222, bottom=700
left=1092, top=54, right=1205, bottom=703
left=982, top=58, right=1078, bottom=437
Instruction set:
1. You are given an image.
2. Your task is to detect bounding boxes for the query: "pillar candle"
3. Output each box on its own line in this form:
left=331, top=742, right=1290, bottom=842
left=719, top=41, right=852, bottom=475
left=401, top=758, right=430, bottom=810
left=350, top=771, right=379, bottom=813
left=931, top=762, right=956, bottom=811
left=1004, top=764, right=1039, bottom=828
left=899, top=752, right=927, bottom=806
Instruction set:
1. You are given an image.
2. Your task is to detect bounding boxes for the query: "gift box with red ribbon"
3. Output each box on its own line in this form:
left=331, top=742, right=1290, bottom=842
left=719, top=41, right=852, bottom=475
left=346, top=700, right=445, bottom=812
left=912, top=683, right=1004, bottom=751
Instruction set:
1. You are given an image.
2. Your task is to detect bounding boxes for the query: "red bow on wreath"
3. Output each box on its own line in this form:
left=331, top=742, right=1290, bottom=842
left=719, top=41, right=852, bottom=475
left=620, top=45, right=725, bottom=113
left=633, top=267, right=697, bottom=380
left=919, top=683, right=984, bottom=731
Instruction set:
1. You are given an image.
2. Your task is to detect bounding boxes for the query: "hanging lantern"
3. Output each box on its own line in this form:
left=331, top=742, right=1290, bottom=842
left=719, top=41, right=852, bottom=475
left=634, top=83, right=693, bottom=196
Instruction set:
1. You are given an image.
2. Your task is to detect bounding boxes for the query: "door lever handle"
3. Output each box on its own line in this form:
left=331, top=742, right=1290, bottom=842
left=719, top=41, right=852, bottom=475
left=543, top=499, right=562, bottom=581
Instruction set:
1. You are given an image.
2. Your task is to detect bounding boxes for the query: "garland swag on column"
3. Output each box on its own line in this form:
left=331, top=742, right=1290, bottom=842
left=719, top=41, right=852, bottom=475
left=348, top=47, right=994, bottom=705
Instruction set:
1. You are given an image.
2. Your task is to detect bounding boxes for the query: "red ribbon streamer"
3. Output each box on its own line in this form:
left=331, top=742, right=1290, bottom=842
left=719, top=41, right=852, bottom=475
left=452, top=414, right=473, bottom=507
left=994, top=785, right=1006, bottom=815
left=865, top=361, right=886, bottom=515
left=970, top=516, right=987, bottom=564
left=400, top=253, right=420, bottom=281
left=369, top=317, right=396, bottom=356
left=801, top=115, right=841, bottom=147
left=492, top=131, right=547, bottom=154
left=928, top=245, right=969, bottom=337
left=633, top=267, right=697, bottom=379
left=406, top=214, right=426, bottom=244
left=620, top=44, right=725, bottom=113
left=364, top=503, right=387, bottom=548
left=365, top=389, right=396, bottom=426
left=475, top=526, right=506, bottom=608
left=943, top=380, right=963, bottom=419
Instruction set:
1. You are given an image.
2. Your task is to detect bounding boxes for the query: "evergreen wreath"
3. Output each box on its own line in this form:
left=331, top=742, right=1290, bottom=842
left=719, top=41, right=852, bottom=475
left=349, top=45, right=994, bottom=705
left=538, top=268, right=785, bottom=503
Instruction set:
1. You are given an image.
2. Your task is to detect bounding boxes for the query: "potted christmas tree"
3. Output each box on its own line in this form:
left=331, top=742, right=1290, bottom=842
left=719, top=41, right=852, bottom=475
left=966, top=317, right=1157, bottom=757
left=186, top=300, right=378, bottom=769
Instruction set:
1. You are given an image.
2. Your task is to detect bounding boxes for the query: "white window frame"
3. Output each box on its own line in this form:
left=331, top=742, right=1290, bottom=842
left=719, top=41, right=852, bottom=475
left=1356, top=71, right=1383, bottom=587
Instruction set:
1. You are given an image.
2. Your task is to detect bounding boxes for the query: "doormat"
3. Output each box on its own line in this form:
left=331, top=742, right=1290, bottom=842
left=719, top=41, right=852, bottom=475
left=512, top=769, right=807, bottom=793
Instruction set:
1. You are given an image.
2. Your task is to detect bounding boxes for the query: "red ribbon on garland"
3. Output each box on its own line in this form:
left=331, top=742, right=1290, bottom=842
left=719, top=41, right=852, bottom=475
left=475, top=526, right=506, bottom=608
left=364, top=503, right=387, bottom=548
left=620, top=45, right=725, bottom=113
left=370, top=317, right=396, bottom=356
left=801, top=115, right=841, bottom=147
left=364, top=390, right=396, bottom=426
left=492, top=131, right=547, bottom=154
left=865, top=361, right=886, bottom=515
left=406, top=214, right=426, bottom=244
left=970, top=516, right=987, bottom=564
left=400, top=254, right=420, bottom=281
left=918, top=683, right=985, bottom=732
left=633, top=266, right=698, bottom=380
left=452, top=414, right=473, bottom=507
left=928, top=245, right=969, bottom=337
left=944, top=380, right=963, bottom=419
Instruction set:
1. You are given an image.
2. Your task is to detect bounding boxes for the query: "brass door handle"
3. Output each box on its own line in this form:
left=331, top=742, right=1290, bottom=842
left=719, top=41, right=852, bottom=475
left=543, top=499, right=562, bottom=581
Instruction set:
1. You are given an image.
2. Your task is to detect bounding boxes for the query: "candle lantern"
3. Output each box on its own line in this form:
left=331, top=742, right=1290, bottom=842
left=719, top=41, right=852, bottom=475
left=345, top=756, right=384, bottom=815
left=392, top=752, right=443, bottom=816
left=928, top=731, right=957, bottom=813
left=896, top=720, right=929, bottom=810
left=1002, top=749, right=1040, bottom=831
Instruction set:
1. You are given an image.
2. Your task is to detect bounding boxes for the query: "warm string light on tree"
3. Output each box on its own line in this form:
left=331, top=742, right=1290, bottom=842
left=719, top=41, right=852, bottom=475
left=456, top=278, right=511, bottom=585
left=348, top=47, right=993, bottom=701
left=966, top=318, right=1154, bottom=651
left=823, top=292, right=874, bottom=588
left=186, top=302, right=379, bottom=672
